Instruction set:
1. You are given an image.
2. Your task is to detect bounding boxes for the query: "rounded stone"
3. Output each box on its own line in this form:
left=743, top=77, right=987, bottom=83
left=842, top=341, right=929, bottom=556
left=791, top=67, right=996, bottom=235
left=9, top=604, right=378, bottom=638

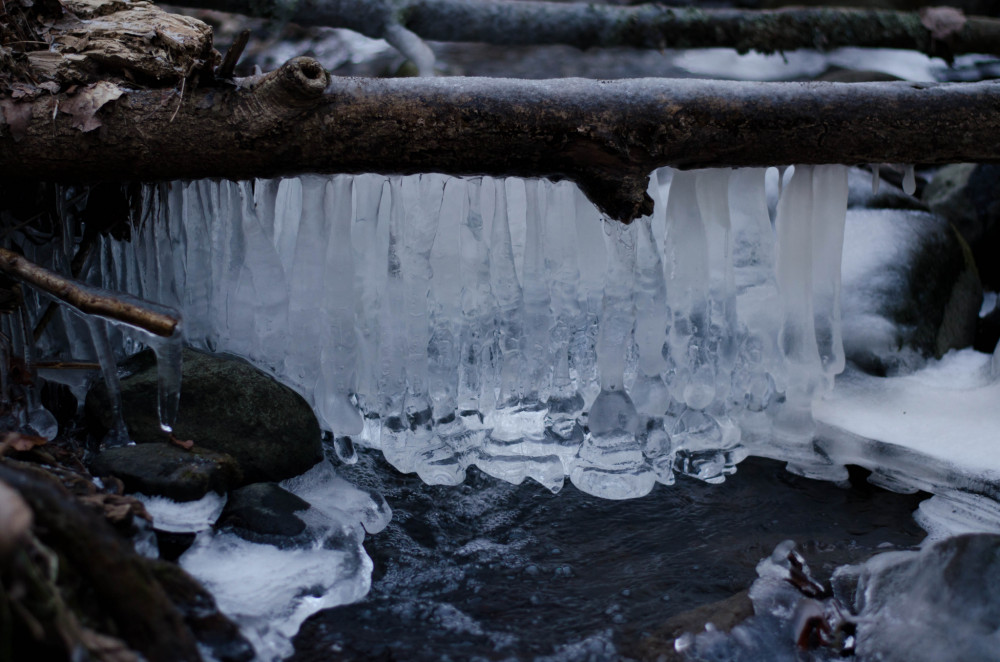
left=87, top=348, right=323, bottom=485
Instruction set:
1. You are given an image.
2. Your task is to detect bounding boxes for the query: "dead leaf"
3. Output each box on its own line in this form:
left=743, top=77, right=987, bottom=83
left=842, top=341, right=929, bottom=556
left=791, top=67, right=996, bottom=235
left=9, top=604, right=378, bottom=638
left=0, top=98, right=34, bottom=142
left=920, top=7, right=967, bottom=41
left=78, top=493, right=152, bottom=524
left=0, top=480, right=33, bottom=558
left=0, top=431, right=47, bottom=455
left=59, top=80, right=123, bottom=132
left=168, top=433, right=194, bottom=450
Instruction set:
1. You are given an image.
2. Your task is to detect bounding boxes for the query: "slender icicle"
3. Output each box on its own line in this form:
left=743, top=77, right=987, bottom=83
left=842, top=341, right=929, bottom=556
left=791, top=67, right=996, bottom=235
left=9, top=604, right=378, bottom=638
left=521, top=179, right=553, bottom=403
left=456, top=179, right=492, bottom=415
left=84, top=316, right=129, bottom=444
left=401, top=175, right=445, bottom=425
left=729, top=168, right=781, bottom=414
left=810, top=165, right=849, bottom=388
left=13, top=308, right=58, bottom=439
left=489, top=178, right=525, bottom=406
left=427, top=177, right=466, bottom=419
left=664, top=170, right=713, bottom=410
left=319, top=176, right=363, bottom=436
left=149, top=331, right=183, bottom=435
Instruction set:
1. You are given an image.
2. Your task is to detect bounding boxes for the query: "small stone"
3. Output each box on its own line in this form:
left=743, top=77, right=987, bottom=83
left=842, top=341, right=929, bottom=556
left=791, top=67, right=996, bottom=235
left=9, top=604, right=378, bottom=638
left=217, top=482, right=311, bottom=541
left=89, top=444, right=242, bottom=502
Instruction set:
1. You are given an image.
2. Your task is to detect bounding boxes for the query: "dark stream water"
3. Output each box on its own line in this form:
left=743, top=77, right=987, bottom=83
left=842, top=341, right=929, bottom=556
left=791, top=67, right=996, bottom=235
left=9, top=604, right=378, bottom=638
left=290, top=453, right=927, bottom=661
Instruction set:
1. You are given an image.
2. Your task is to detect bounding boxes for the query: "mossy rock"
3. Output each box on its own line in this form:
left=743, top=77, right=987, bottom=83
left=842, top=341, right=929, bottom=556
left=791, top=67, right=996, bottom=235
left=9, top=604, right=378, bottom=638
left=86, top=348, right=323, bottom=485
left=89, top=444, right=242, bottom=501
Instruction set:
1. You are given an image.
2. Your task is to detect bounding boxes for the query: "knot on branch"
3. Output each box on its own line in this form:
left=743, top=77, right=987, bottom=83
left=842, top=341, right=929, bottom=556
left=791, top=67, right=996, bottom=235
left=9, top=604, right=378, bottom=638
left=576, top=172, right=654, bottom=224
left=251, top=57, right=330, bottom=108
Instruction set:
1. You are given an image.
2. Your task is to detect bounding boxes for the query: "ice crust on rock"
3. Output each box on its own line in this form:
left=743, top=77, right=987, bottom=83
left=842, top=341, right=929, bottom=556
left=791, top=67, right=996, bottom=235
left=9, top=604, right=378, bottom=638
left=73, top=167, right=856, bottom=498
left=179, top=460, right=389, bottom=660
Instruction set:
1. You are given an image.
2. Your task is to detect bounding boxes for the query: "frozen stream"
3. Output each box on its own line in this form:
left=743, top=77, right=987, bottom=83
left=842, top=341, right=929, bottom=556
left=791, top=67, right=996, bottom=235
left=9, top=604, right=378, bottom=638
left=12, top=162, right=1000, bottom=659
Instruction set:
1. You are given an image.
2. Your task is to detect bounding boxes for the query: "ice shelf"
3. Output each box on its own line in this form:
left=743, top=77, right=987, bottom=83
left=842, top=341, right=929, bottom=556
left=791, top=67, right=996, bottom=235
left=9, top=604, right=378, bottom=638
left=53, top=166, right=853, bottom=498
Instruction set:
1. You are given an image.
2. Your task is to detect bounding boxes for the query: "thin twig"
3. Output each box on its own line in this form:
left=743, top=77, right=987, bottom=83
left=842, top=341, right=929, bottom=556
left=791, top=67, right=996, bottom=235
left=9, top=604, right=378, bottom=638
left=0, top=247, right=179, bottom=338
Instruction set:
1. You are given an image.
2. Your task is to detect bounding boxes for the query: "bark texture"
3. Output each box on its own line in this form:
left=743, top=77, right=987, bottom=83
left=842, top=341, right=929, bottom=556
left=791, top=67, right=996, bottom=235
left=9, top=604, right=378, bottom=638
left=171, top=0, right=1000, bottom=60
left=3, top=57, right=1000, bottom=222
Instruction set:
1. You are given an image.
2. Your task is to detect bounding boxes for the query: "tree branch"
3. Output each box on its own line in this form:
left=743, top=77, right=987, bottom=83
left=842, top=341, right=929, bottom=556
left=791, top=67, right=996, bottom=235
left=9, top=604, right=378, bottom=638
left=0, top=247, right=180, bottom=338
left=3, top=57, right=1000, bottom=222
left=170, top=0, right=1000, bottom=61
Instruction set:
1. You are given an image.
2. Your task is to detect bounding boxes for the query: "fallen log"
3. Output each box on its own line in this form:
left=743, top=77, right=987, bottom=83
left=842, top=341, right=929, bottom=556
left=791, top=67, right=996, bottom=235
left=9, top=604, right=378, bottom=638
left=171, top=0, right=1000, bottom=61
left=2, top=57, right=1000, bottom=222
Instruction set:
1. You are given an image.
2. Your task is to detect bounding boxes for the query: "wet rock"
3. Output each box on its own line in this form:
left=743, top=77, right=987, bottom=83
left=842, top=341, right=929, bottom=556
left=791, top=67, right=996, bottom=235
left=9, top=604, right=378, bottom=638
left=631, top=590, right=753, bottom=662
left=150, top=558, right=255, bottom=662
left=87, top=348, right=323, bottom=485
left=924, top=164, right=1000, bottom=290
left=155, top=530, right=198, bottom=563
left=217, top=482, right=310, bottom=541
left=89, top=444, right=242, bottom=502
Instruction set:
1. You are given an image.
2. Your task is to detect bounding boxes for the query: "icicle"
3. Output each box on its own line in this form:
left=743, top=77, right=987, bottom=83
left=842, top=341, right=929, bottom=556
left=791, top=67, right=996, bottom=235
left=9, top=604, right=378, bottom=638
left=810, top=165, right=849, bottom=388
left=774, top=165, right=822, bottom=403
left=283, top=176, right=332, bottom=392
left=61, top=169, right=859, bottom=496
left=903, top=164, right=916, bottom=196
left=771, top=166, right=848, bottom=481
left=239, top=180, right=289, bottom=370
left=427, top=177, right=466, bottom=419
left=489, top=177, right=525, bottom=406
left=570, top=220, right=654, bottom=500
left=520, top=179, right=553, bottom=403
left=542, top=180, right=586, bottom=463
left=870, top=164, right=881, bottom=196
left=729, top=168, right=781, bottom=415
left=664, top=170, right=714, bottom=410
left=456, top=178, right=492, bottom=415
left=398, top=175, right=445, bottom=472
left=318, top=176, right=363, bottom=436
left=84, top=316, right=129, bottom=444
left=12, top=308, right=58, bottom=440
left=149, top=331, right=183, bottom=435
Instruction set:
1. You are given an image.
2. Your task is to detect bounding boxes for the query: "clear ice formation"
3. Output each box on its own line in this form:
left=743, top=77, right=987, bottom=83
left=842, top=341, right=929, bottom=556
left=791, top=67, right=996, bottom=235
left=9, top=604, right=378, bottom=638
left=69, top=166, right=851, bottom=498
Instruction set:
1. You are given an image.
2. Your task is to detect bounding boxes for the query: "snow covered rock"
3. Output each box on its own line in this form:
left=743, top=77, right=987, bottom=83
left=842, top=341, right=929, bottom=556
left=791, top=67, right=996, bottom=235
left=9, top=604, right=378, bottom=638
left=840, top=208, right=981, bottom=376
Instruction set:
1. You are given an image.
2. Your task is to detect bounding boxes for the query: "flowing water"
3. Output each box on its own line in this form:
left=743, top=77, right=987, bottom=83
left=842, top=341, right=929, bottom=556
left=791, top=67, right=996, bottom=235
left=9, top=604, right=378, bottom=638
left=289, top=452, right=926, bottom=661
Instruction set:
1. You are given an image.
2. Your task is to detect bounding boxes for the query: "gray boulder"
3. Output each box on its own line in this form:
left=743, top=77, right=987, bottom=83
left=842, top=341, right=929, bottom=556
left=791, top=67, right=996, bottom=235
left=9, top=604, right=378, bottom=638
left=87, top=348, right=323, bottom=485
